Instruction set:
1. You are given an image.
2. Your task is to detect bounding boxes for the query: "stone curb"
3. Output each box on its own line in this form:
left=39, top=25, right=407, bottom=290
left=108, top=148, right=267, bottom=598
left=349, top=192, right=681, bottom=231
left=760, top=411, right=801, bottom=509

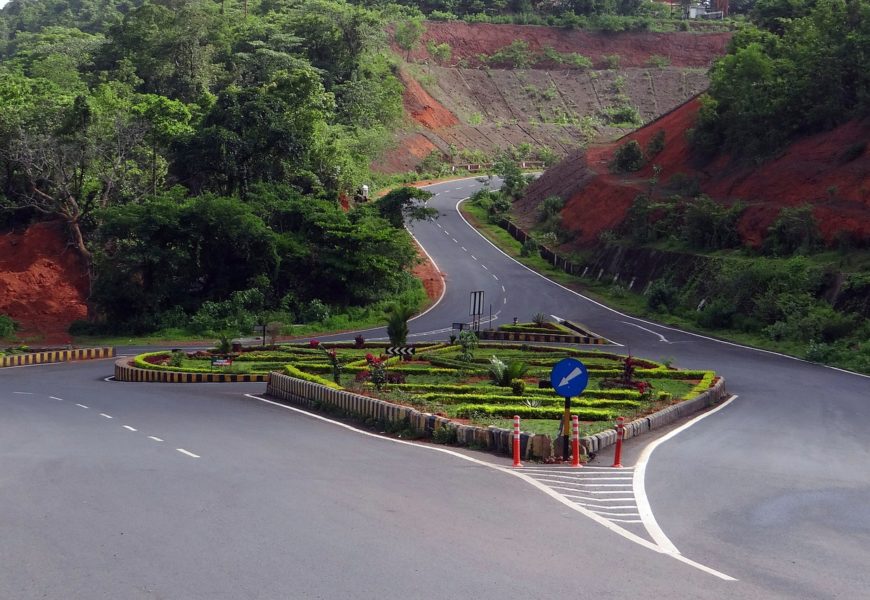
left=0, top=347, right=115, bottom=368
left=579, top=377, right=728, bottom=454
left=114, top=358, right=270, bottom=383
left=266, top=372, right=727, bottom=460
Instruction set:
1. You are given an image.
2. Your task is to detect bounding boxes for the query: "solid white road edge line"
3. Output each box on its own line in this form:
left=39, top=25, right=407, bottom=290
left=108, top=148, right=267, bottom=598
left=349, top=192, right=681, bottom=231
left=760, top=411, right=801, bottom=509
left=633, top=395, right=740, bottom=562
left=450, top=196, right=869, bottom=380
left=405, top=226, right=447, bottom=326
left=244, top=393, right=735, bottom=581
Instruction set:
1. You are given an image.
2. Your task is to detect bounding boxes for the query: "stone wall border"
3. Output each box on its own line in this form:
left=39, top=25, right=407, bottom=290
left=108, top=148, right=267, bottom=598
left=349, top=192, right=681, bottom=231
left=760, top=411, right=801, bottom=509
left=1, top=347, right=115, bottom=368
left=266, top=371, right=728, bottom=460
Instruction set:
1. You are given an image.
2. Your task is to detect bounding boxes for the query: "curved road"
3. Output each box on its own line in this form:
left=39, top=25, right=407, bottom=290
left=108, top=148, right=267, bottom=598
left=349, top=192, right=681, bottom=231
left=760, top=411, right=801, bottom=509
left=1, top=177, right=867, bottom=598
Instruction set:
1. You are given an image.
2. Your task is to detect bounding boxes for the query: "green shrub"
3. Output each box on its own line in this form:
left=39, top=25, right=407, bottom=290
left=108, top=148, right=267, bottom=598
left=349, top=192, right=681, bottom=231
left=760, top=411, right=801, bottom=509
left=510, top=379, right=526, bottom=396
left=646, top=130, right=666, bottom=157
left=602, top=53, right=622, bottom=69
left=763, top=205, right=822, bottom=256
left=613, top=140, right=645, bottom=172
left=487, top=355, right=529, bottom=386
left=646, top=280, right=679, bottom=312
left=0, top=315, right=18, bottom=338
left=646, top=55, right=670, bottom=68
left=520, top=237, right=539, bottom=257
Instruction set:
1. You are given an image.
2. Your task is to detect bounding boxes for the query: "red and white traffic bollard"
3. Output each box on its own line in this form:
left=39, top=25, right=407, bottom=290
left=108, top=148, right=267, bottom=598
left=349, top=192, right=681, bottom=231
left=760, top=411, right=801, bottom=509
left=612, top=416, right=625, bottom=468
left=513, top=415, right=522, bottom=468
left=571, top=415, right=581, bottom=468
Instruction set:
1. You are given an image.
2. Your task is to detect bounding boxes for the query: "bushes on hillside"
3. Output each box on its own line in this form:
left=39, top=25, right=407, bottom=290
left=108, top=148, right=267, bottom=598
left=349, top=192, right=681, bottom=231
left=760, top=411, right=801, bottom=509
left=613, top=140, right=645, bottom=172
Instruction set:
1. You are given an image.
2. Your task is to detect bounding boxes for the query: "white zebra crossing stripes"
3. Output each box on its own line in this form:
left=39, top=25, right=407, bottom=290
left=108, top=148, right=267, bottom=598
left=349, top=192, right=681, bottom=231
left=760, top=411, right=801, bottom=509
left=519, top=466, right=642, bottom=525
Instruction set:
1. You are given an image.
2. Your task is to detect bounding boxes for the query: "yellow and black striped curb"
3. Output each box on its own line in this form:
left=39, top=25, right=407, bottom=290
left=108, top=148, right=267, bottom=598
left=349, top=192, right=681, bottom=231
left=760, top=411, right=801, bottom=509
left=0, top=347, right=115, bottom=368
left=114, top=359, right=269, bottom=383
left=480, top=330, right=607, bottom=344
left=267, top=372, right=553, bottom=459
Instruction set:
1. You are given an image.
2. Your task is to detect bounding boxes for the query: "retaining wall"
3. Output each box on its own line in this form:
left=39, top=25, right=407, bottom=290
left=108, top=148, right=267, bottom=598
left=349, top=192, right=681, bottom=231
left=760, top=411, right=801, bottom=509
left=114, top=359, right=269, bottom=383
left=0, top=347, right=115, bottom=367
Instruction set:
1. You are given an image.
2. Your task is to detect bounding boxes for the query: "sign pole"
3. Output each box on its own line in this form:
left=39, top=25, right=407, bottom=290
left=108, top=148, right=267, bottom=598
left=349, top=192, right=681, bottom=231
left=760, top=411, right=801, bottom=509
left=563, top=396, right=571, bottom=461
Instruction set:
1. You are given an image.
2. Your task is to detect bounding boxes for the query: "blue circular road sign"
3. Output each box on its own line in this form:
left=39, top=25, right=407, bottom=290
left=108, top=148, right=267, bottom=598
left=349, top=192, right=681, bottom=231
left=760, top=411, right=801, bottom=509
left=550, top=358, right=589, bottom=397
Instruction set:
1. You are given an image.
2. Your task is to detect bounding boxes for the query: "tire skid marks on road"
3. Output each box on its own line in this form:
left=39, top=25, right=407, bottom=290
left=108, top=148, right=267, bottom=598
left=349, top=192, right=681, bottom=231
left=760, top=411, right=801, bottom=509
left=520, top=466, right=642, bottom=523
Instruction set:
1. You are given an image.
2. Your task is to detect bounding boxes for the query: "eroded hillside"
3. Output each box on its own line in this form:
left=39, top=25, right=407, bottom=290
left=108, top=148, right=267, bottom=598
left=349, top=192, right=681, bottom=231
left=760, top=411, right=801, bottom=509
left=520, top=99, right=870, bottom=246
left=380, top=22, right=729, bottom=172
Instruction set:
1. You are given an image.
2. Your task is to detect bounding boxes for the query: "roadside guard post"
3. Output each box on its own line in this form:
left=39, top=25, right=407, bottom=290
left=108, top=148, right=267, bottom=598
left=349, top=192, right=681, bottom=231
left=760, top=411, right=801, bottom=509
left=571, top=415, right=581, bottom=467
left=513, top=415, right=522, bottom=468
left=612, top=416, right=625, bottom=468
left=550, top=358, right=589, bottom=461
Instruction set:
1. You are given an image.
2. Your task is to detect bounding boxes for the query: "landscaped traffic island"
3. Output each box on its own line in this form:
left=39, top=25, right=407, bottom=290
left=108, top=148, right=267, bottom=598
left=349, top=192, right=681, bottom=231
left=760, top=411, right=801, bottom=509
left=127, top=340, right=721, bottom=457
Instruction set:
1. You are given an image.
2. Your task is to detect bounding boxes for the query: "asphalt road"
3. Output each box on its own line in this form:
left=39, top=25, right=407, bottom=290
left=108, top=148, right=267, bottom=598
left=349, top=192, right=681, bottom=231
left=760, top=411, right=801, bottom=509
left=2, top=177, right=868, bottom=598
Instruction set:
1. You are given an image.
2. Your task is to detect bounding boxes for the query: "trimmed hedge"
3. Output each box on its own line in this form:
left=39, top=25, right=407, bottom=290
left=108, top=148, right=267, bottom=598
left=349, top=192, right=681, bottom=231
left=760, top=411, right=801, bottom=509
left=282, top=365, right=341, bottom=389
left=450, top=404, right=616, bottom=420
left=416, top=392, right=642, bottom=409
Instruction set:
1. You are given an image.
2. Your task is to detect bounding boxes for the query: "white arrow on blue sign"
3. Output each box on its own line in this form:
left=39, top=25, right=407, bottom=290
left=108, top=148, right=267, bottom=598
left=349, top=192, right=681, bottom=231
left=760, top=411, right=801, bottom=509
left=550, top=358, right=589, bottom=397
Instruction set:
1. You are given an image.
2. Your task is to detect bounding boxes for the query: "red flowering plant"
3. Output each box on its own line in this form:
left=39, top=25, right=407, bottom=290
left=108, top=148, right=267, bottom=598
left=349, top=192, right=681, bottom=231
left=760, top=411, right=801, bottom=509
left=318, top=346, right=341, bottom=385
left=365, top=353, right=386, bottom=390
left=634, top=380, right=654, bottom=401
left=309, top=339, right=320, bottom=348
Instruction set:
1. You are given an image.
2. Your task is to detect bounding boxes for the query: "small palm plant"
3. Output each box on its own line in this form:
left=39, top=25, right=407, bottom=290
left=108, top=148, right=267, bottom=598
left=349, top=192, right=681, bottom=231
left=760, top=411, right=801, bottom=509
left=532, top=312, right=547, bottom=326
left=487, top=355, right=529, bottom=387
left=386, top=303, right=416, bottom=346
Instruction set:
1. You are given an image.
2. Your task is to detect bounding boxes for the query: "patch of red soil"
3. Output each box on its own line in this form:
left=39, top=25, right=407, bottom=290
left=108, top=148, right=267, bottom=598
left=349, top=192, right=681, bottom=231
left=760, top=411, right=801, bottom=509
left=524, top=98, right=870, bottom=246
left=0, top=221, right=88, bottom=343
left=398, top=22, right=730, bottom=69
left=399, top=69, right=459, bottom=129
left=377, top=132, right=440, bottom=173
left=411, top=238, right=445, bottom=305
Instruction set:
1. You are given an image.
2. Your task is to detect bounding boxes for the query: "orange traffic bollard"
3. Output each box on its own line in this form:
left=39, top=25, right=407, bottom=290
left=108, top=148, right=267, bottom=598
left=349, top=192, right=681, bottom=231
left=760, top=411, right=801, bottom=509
left=571, top=415, right=581, bottom=467
left=513, top=415, right=522, bottom=468
left=612, top=416, right=625, bottom=468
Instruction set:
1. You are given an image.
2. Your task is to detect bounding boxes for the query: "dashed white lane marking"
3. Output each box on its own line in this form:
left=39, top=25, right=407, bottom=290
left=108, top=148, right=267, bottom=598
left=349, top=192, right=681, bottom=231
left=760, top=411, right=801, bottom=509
left=122, top=425, right=137, bottom=432
left=501, top=285, right=506, bottom=292
left=492, top=274, right=499, bottom=280
left=99, top=413, right=113, bottom=419
left=452, top=238, right=458, bottom=243
left=471, top=255, right=477, bottom=260
left=75, top=403, right=88, bottom=409
left=50, top=396, right=63, bottom=401
left=177, top=448, right=200, bottom=458
left=148, top=436, right=164, bottom=442
left=245, top=393, right=734, bottom=581
left=481, top=264, right=488, bottom=270
left=461, top=246, right=467, bottom=251
left=621, top=321, right=670, bottom=343
left=13, top=391, right=34, bottom=395
left=444, top=230, right=450, bottom=236
left=503, top=298, right=507, bottom=304
left=436, top=222, right=442, bottom=228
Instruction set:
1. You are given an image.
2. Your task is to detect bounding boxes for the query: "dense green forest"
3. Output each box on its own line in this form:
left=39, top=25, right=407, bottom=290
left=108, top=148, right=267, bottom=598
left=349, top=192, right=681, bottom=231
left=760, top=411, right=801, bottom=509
left=0, top=0, right=434, bottom=335
left=693, top=0, right=870, bottom=157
